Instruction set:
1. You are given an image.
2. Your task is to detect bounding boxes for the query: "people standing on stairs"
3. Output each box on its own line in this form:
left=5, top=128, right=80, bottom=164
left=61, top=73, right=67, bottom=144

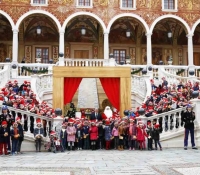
left=90, top=108, right=102, bottom=121
left=60, top=123, right=67, bottom=152
left=34, top=118, right=44, bottom=152
left=16, top=117, right=24, bottom=154
left=89, top=120, right=98, bottom=150
left=0, top=121, right=10, bottom=155
left=66, top=118, right=76, bottom=151
left=181, top=104, right=198, bottom=150
left=10, top=122, right=20, bottom=155
left=104, top=119, right=112, bottom=150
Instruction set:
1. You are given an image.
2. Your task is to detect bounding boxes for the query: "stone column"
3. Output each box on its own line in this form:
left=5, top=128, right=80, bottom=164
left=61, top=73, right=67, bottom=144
left=187, top=34, right=194, bottom=66
left=59, top=30, right=65, bottom=56
left=12, top=28, right=19, bottom=63
left=104, top=32, right=109, bottom=59
left=146, top=33, right=152, bottom=65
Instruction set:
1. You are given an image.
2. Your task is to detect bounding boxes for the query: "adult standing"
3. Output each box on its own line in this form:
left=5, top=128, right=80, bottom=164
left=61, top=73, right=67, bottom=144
left=181, top=104, right=198, bottom=150
left=90, top=108, right=102, bottom=121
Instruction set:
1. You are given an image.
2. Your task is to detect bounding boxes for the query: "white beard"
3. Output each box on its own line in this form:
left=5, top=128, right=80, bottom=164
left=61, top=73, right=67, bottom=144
left=104, top=106, right=113, bottom=118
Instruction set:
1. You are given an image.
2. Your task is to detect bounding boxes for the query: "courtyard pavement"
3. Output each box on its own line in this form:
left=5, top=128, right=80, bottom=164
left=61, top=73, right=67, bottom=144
left=0, top=148, right=200, bottom=175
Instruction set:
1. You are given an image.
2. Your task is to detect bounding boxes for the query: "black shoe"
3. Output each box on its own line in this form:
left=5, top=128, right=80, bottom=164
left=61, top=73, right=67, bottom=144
left=192, top=147, right=198, bottom=150
left=184, top=147, right=187, bottom=150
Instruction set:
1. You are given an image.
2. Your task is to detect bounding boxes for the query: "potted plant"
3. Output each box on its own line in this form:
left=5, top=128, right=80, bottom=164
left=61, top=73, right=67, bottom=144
left=168, top=55, right=173, bottom=65
left=126, top=55, right=131, bottom=64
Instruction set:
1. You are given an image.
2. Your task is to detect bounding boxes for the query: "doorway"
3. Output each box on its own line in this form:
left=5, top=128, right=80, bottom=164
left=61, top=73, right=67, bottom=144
left=74, top=50, right=89, bottom=59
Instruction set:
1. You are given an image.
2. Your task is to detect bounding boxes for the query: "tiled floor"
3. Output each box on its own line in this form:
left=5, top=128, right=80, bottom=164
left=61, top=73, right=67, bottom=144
left=0, top=148, right=200, bottom=175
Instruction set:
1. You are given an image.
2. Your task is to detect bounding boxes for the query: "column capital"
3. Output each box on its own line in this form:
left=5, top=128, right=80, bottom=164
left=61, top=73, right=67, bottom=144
left=146, top=33, right=152, bottom=37
left=187, top=33, right=193, bottom=38
left=12, top=28, right=19, bottom=33
left=59, top=29, right=65, bottom=34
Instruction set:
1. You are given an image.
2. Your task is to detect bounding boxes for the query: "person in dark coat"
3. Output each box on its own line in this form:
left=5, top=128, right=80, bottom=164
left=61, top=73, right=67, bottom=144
left=34, top=119, right=44, bottom=152
left=60, top=124, right=67, bottom=152
left=181, top=104, right=198, bottom=150
left=146, top=122, right=153, bottom=150
left=90, top=108, right=102, bottom=121
left=0, top=105, right=14, bottom=154
left=152, top=124, right=162, bottom=150
left=16, top=117, right=24, bottom=154
left=97, top=121, right=104, bottom=149
left=76, top=123, right=83, bottom=150
left=0, top=121, right=9, bottom=155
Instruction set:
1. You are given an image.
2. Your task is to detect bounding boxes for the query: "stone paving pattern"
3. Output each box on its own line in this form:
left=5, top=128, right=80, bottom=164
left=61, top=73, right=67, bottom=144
left=0, top=148, right=200, bottom=175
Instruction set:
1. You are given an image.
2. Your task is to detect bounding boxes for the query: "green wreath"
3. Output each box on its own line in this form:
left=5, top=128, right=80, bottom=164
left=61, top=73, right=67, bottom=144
left=131, top=68, right=143, bottom=74
left=22, top=66, right=48, bottom=74
left=176, top=69, right=185, bottom=75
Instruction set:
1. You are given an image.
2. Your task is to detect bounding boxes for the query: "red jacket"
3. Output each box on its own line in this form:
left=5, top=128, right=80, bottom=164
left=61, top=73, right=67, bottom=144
left=89, top=126, right=98, bottom=140
left=136, top=127, right=147, bottom=141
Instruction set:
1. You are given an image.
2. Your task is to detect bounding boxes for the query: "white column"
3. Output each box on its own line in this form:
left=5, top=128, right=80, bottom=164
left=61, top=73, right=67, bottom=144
left=187, top=34, right=194, bottom=66
left=146, top=33, right=152, bottom=65
left=104, top=32, right=109, bottom=59
left=12, top=28, right=19, bottom=63
left=59, top=30, right=65, bottom=56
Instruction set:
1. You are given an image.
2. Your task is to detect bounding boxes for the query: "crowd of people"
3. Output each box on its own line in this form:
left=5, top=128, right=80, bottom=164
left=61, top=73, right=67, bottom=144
left=0, top=77, right=199, bottom=155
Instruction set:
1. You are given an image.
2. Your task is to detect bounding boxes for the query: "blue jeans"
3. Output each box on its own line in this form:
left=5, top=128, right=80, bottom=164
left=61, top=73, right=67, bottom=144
left=12, top=139, right=19, bottom=154
left=154, top=139, right=162, bottom=149
left=61, top=138, right=66, bottom=151
left=184, top=128, right=195, bottom=147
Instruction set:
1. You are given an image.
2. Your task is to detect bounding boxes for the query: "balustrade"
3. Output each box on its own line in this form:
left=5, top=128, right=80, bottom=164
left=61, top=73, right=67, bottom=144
left=0, top=105, right=54, bottom=139
left=137, top=107, right=188, bottom=137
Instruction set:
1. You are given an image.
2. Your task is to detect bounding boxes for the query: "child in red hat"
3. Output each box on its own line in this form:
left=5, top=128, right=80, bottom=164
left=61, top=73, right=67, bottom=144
left=0, top=121, right=9, bottom=155
left=104, top=119, right=112, bottom=150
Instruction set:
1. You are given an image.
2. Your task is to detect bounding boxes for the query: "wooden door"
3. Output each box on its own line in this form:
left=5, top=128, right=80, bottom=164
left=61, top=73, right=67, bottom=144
left=74, top=50, right=89, bottom=59
left=194, top=52, right=200, bottom=65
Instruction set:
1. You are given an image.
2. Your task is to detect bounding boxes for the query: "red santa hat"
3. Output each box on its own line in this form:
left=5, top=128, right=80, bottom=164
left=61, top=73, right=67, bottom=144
left=68, top=118, right=74, bottom=123
left=36, top=118, right=42, bottom=125
left=24, top=80, right=27, bottom=84
left=16, top=117, right=21, bottom=122
left=1, top=121, right=7, bottom=126
left=50, top=131, right=56, bottom=136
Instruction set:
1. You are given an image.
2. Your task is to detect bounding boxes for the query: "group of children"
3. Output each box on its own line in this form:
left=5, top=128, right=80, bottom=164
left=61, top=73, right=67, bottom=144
left=57, top=117, right=162, bottom=152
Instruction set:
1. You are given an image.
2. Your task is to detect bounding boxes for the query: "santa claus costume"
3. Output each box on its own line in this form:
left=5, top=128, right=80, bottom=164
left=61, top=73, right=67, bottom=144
left=89, top=120, right=98, bottom=150
left=136, top=121, right=148, bottom=150
left=66, top=118, right=76, bottom=151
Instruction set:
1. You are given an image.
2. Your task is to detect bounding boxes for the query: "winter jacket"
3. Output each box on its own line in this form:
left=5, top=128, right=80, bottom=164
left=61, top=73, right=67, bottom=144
left=89, top=126, right=98, bottom=140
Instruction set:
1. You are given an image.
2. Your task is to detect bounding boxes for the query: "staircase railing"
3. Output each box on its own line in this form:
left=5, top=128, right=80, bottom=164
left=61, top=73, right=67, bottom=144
left=31, top=74, right=53, bottom=103
left=158, top=66, right=199, bottom=85
left=0, top=105, right=54, bottom=139
left=0, top=63, right=10, bottom=88
left=137, top=106, right=187, bottom=139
